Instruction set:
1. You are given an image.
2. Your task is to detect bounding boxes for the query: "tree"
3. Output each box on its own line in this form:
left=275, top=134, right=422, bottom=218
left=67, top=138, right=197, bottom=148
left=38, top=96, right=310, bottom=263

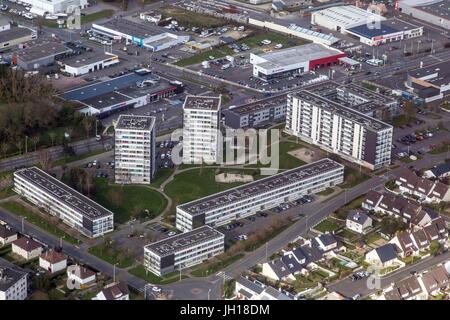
left=404, top=100, right=416, bottom=121
left=429, top=240, right=442, bottom=256
left=48, top=132, right=57, bottom=146
left=380, top=216, right=407, bottom=236
left=15, top=140, right=22, bottom=155
left=38, top=149, right=53, bottom=171
left=82, top=117, right=93, bottom=139
left=0, top=142, right=9, bottom=158
left=31, top=135, right=40, bottom=152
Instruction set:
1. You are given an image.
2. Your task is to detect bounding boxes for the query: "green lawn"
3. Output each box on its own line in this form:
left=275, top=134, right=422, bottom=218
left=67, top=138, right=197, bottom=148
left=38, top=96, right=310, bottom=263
left=81, top=10, right=115, bottom=25
left=190, top=253, right=245, bottom=277
left=0, top=187, right=15, bottom=200
left=129, top=264, right=188, bottom=284
left=314, top=219, right=341, bottom=233
left=175, top=45, right=234, bottom=67
left=53, top=149, right=106, bottom=166
left=161, top=6, right=227, bottom=29
left=88, top=243, right=134, bottom=268
left=244, top=224, right=290, bottom=252
left=391, top=115, right=415, bottom=127
left=0, top=201, right=79, bottom=244
left=91, top=179, right=167, bottom=224
left=246, top=140, right=306, bottom=170
left=364, top=232, right=382, bottom=244
left=317, top=187, right=335, bottom=196
left=165, top=168, right=245, bottom=214
left=151, top=168, right=175, bottom=188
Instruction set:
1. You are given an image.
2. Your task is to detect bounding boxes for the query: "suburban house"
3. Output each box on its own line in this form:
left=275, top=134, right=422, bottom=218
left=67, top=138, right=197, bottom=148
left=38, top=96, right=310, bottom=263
left=365, top=243, right=402, bottom=268
left=418, top=265, right=450, bottom=297
left=39, top=249, right=67, bottom=274
left=11, top=237, right=43, bottom=260
left=423, top=217, right=448, bottom=244
left=67, top=265, right=96, bottom=287
left=235, top=276, right=294, bottom=300
left=395, top=168, right=450, bottom=203
left=93, top=282, right=129, bottom=300
left=390, top=229, right=430, bottom=258
left=383, top=275, right=426, bottom=300
left=0, top=224, right=18, bottom=246
left=346, top=211, right=373, bottom=234
left=362, top=190, right=439, bottom=227
left=423, top=162, right=450, bottom=179
left=261, top=234, right=342, bottom=282
left=0, top=264, right=28, bottom=300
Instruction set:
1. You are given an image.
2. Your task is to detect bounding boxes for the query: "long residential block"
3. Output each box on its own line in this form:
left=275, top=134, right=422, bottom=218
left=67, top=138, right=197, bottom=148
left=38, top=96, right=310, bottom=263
left=13, top=167, right=114, bottom=238
left=144, top=226, right=224, bottom=276
left=176, top=158, right=344, bottom=232
left=285, top=90, right=393, bottom=170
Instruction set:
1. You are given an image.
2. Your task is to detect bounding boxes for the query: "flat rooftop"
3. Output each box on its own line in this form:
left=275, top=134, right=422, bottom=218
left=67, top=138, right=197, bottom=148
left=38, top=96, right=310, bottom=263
left=80, top=91, right=131, bottom=110
left=97, top=18, right=169, bottom=40
left=313, top=5, right=385, bottom=27
left=254, top=43, right=343, bottom=70
left=17, top=42, right=69, bottom=62
left=408, top=0, right=450, bottom=20
left=0, top=264, right=27, bottom=292
left=178, top=158, right=343, bottom=216
left=291, top=90, right=392, bottom=131
left=346, top=19, right=421, bottom=39
left=61, top=52, right=117, bottom=68
left=144, top=226, right=223, bottom=257
left=183, top=95, right=221, bottom=111
left=0, top=27, right=34, bottom=45
left=116, top=115, right=156, bottom=131
left=224, top=94, right=287, bottom=116
left=14, top=167, right=113, bottom=220
left=409, top=61, right=450, bottom=86
left=338, top=83, right=396, bottom=105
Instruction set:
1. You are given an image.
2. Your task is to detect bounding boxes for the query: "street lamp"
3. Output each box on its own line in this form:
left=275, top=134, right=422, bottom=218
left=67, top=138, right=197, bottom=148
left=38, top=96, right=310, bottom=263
left=21, top=217, right=26, bottom=233
left=208, top=289, right=211, bottom=301
left=113, top=262, right=118, bottom=283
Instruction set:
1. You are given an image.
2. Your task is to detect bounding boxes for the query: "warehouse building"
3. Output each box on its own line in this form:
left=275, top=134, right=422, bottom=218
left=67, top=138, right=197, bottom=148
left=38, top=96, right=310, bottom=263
left=60, top=52, right=119, bottom=77
left=0, top=24, right=37, bottom=52
left=399, top=0, right=450, bottom=30
left=345, top=19, right=423, bottom=46
left=22, top=0, right=88, bottom=16
left=222, top=94, right=287, bottom=129
left=62, top=69, right=183, bottom=117
left=13, top=167, right=114, bottom=238
left=311, top=5, right=386, bottom=33
left=250, top=43, right=346, bottom=81
left=144, top=226, right=224, bottom=276
left=183, top=95, right=221, bottom=165
left=114, top=115, right=156, bottom=185
left=16, top=41, right=70, bottom=70
left=91, top=18, right=190, bottom=52
left=176, top=159, right=344, bottom=232
left=406, top=61, right=450, bottom=102
left=285, top=90, right=393, bottom=170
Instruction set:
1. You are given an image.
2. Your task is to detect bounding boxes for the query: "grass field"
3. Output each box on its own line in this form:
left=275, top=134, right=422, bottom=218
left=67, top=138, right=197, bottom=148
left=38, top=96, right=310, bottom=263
left=151, top=168, right=175, bottom=188
left=88, top=243, right=134, bottom=268
left=129, top=264, right=188, bottom=284
left=81, top=10, right=115, bottom=25
left=316, top=187, right=335, bottom=196
left=245, top=140, right=306, bottom=170
left=190, top=253, right=244, bottom=277
left=53, top=149, right=106, bottom=166
left=340, top=166, right=371, bottom=189
left=92, top=179, right=167, bottom=224
left=161, top=6, right=227, bottom=28
left=314, top=219, right=341, bottom=233
left=0, top=200, right=79, bottom=244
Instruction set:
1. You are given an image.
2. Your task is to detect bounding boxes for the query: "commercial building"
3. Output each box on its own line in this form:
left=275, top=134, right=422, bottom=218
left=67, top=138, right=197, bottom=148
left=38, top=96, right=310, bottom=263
left=222, top=94, right=287, bottom=129
left=250, top=43, right=346, bottom=81
left=60, top=52, right=119, bottom=77
left=406, top=61, right=450, bottom=102
left=0, top=20, right=37, bottom=52
left=182, top=95, right=221, bottom=164
left=399, top=0, right=450, bottom=30
left=22, top=0, right=88, bottom=16
left=91, top=18, right=190, bottom=52
left=311, top=5, right=386, bottom=33
left=114, top=115, right=156, bottom=185
left=345, top=19, right=423, bottom=46
left=144, top=226, right=224, bottom=276
left=62, top=69, right=183, bottom=117
left=0, top=264, right=28, bottom=300
left=16, top=41, right=70, bottom=70
left=176, top=158, right=344, bottom=232
left=14, top=167, right=114, bottom=238
left=285, top=90, right=393, bottom=170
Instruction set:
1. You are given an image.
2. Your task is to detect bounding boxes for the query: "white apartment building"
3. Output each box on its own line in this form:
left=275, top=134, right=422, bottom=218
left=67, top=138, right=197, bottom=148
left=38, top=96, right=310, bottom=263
left=115, top=115, right=156, bottom=185
left=144, top=226, right=224, bottom=276
left=0, top=266, right=28, bottom=300
left=285, top=90, right=393, bottom=170
left=176, top=158, right=344, bottom=232
left=182, top=95, right=221, bottom=164
left=13, top=167, right=114, bottom=238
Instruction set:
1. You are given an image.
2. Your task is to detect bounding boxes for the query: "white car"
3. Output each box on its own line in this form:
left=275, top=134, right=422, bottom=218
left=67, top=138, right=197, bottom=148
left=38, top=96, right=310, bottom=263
left=167, top=231, right=176, bottom=237
left=274, top=44, right=283, bottom=49
left=152, top=286, right=161, bottom=293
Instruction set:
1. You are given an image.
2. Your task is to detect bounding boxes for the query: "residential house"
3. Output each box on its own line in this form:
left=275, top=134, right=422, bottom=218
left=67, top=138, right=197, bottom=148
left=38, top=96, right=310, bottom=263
left=39, top=249, right=67, bottom=274
left=314, top=233, right=339, bottom=252
left=346, top=211, right=373, bottom=234
left=365, top=243, right=401, bottom=267
left=396, top=168, right=450, bottom=203
left=93, top=282, right=129, bottom=300
left=67, top=265, right=96, bottom=287
left=0, top=264, right=28, bottom=300
left=390, top=231, right=418, bottom=258
left=235, top=276, right=293, bottom=300
left=423, top=217, right=448, bottom=244
left=383, top=276, right=425, bottom=300
left=11, top=237, right=43, bottom=260
left=418, top=265, right=450, bottom=297
left=0, top=224, right=18, bottom=246
left=423, top=162, right=450, bottom=179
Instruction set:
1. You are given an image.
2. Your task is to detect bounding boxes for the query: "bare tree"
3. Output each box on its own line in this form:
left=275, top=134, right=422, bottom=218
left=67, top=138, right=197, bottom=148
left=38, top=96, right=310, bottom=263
left=48, top=132, right=57, bottom=146
left=82, top=118, right=93, bottom=139
left=31, top=135, right=40, bottom=152
left=38, top=149, right=53, bottom=171
left=15, top=140, right=22, bottom=155
left=0, top=142, right=9, bottom=159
